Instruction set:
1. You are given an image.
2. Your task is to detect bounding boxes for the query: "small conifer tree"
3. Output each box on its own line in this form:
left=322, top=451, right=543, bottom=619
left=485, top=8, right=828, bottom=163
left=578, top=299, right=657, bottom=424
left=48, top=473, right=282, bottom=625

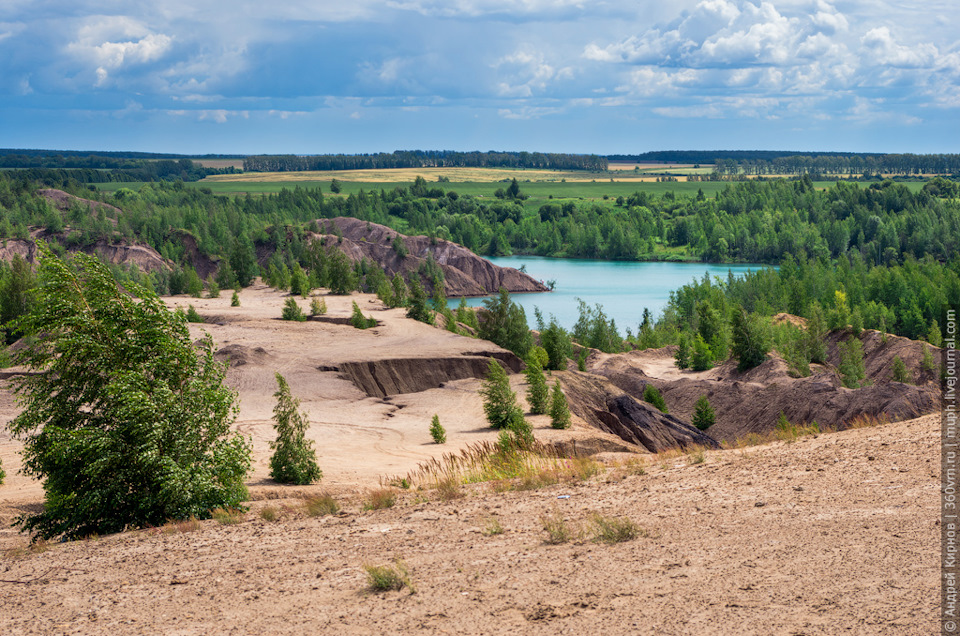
left=838, top=336, right=867, bottom=388
left=891, top=356, right=911, bottom=383
left=270, top=372, right=322, bottom=485
left=480, top=358, right=524, bottom=429
left=429, top=414, right=446, bottom=444
left=643, top=384, right=668, bottom=413
left=185, top=304, right=204, bottom=323
left=675, top=332, right=690, bottom=369
left=692, top=395, right=715, bottom=430
left=350, top=301, right=377, bottom=329
left=691, top=334, right=713, bottom=371
left=206, top=275, right=220, bottom=299
left=230, top=290, right=240, bottom=307
left=524, top=355, right=549, bottom=415
left=549, top=380, right=571, bottom=429
left=310, top=297, right=327, bottom=316
left=281, top=297, right=306, bottom=322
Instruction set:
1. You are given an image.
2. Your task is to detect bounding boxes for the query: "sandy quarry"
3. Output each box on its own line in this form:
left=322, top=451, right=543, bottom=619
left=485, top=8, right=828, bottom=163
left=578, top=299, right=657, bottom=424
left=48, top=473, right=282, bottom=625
left=0, top=284, right=941, bottom=634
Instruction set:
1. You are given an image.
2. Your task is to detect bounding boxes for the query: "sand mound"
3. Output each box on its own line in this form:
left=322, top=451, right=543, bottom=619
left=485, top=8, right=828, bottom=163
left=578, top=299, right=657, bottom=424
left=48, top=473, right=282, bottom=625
left=590, top=330, right=940, bottom=443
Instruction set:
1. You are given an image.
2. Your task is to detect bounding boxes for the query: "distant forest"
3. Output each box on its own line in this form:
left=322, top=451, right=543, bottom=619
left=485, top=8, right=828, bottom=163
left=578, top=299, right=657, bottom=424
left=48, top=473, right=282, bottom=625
left=610, top=150, right=960, bottom=177
left=0, top=153, right=239, bottom=183
left=243, top=150, right=608, bottom=172
left=0, top=169, right=958, bottom=342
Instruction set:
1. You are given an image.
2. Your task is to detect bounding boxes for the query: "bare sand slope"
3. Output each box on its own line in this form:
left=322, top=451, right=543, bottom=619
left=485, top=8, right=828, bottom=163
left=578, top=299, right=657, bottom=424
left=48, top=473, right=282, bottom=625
left=0, top=283, right=624, bottom=541
left=0, top=413, right=938, bottom=635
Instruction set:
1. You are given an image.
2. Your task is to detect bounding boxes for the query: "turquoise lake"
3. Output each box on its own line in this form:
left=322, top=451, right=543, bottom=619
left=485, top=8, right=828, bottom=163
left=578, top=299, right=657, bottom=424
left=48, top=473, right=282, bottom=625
left=448, top=256, right=770, bottom=332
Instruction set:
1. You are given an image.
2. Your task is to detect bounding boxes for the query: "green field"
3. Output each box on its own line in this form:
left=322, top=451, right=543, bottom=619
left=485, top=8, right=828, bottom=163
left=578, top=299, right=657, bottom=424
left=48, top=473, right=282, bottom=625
left=91, top=177, right=928, bottom=200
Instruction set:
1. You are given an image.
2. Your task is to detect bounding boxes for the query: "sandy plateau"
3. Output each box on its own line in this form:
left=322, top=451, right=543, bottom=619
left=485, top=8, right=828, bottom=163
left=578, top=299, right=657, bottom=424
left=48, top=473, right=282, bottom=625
left=0, top=284, right=940, bottom=634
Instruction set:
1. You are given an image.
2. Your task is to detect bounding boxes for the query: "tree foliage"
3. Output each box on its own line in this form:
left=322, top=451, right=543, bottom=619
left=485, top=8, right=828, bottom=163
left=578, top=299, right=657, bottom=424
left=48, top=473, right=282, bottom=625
left=270, top=372, right=322, bottom=485
left=730, top=307, right=770, bottom=372
left=477, top=288, right=532, bottom=358
left=9, top=245, right=251, bottom=540
left=429, top=414, right=446, bottom=444
left=524, top=355, right=550, bottom=415
left=692, top=395, right=715, bottom=431
left=643, top=384, right=668, bottom=414
left=479, top=358, right=524, bottom=430
left=549, top=380, right=572, bottom=430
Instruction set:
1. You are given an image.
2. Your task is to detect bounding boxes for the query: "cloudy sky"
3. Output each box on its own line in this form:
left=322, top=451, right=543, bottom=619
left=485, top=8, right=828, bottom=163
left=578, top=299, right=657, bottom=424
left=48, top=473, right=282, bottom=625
left=0, top=0, right=957, bottom=155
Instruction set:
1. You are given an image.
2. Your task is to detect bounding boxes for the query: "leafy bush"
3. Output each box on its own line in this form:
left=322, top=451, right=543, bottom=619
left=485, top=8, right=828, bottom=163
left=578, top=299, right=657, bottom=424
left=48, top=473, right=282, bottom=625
left=9, top=245, right=251, bottom=540
left=269, top=372, right=322, bottom=485
left=549, top=380, right=572, bottom=429
left=643, top=384, right=668, bottom=413
left=281, top=297, right=306, bottom=321
left=429, top=414, right=446, bottom=444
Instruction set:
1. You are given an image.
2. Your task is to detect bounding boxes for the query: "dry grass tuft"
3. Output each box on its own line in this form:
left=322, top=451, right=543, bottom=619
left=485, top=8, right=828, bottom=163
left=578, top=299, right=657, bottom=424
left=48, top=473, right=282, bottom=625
left=259, top=506, right=279, bottom=522
left=363, top=488, right=397, bottom=511
left=162, top=516, right=201, bottom=534
left=304, top=493, right=340, bottom=517
left=406, top=439, right=603, bottom=493
left=211, top=508, right=244, bottom=525
left=363, top=559, right=415, bottom=593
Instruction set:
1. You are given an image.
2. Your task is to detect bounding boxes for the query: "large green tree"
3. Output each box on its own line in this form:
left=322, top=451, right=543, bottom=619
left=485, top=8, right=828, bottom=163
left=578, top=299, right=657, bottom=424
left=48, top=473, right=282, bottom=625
left=9, top=245, right=251, bottom=540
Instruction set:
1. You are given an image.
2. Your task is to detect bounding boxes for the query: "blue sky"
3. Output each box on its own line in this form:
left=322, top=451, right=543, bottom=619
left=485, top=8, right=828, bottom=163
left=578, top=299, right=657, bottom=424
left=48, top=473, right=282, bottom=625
left=0, top=0, right=957, bottom=155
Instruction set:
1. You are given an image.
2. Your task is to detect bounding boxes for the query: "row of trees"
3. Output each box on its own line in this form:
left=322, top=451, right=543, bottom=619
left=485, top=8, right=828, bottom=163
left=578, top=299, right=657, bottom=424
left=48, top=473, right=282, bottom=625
left=713, top=154, right=960, bottom=177
left=244, top=150, right=607, bottom=172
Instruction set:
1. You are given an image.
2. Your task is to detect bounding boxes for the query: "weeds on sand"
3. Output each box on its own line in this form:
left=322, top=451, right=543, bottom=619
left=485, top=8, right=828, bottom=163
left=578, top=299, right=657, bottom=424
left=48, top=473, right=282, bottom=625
left=434, top=476, right=463, bottom=501
left=211, top=508, right=244, bottom=525
left=364, top=559, right=415, bottom=593
left=4, top=539, right=51, bottom=560
left=405, top=439, right=603, bottom=492
left=259, top=506, right=279, bottom=522
left=482, top=518, right=504, bottom=536
left=541, top=510, right=579, bottom=545
left=588, top=513, right=646, bottom=544
left=162, top=517, right=201, bottom=534
left=541, top=511, right=650, bottom=545
left=847, top=413, right=891, bottom=429
left=363, top=488, right=397, bottom=511
left=304, top=493, right=340, bottom=517
left=686, top=447, right=706, bottom=465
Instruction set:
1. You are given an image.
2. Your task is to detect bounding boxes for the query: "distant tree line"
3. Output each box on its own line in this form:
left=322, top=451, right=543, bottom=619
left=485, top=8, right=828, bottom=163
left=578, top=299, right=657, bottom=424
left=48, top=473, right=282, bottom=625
left=0, top=155, right=238, bottom=183
left=243, top=150, right=607, bottom=172
left=607, top=150, right=866, bottom=164
left=713, top=154, right=960, bottom=177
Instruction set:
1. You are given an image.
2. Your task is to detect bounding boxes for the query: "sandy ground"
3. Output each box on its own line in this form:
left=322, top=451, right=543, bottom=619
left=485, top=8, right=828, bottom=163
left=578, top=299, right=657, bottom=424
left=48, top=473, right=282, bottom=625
left=0, top=414, right=938, bottom=635
left=0, top=285, right=940, bottom=634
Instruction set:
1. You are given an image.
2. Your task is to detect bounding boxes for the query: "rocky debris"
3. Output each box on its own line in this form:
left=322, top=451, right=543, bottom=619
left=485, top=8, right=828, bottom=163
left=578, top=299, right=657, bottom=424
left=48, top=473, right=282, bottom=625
left=307, top=217, right=549, bottom=297
left=590, top=330, right=941, bottom=444
left=557, top=371, right=718, bottom=453
left=215, top=344, right=272, bottom=368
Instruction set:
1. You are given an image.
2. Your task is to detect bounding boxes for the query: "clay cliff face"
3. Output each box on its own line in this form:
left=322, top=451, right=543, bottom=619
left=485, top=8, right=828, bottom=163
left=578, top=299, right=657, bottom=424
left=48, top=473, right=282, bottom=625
left=311, top=217, right=549, bottom=297
left=0, top=236, right=171, bottom=273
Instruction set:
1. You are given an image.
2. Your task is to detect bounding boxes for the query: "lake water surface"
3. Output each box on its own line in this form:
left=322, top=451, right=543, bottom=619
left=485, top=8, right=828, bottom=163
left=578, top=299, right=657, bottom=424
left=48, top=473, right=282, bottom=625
left=448, top=256, right=769, bottom=332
